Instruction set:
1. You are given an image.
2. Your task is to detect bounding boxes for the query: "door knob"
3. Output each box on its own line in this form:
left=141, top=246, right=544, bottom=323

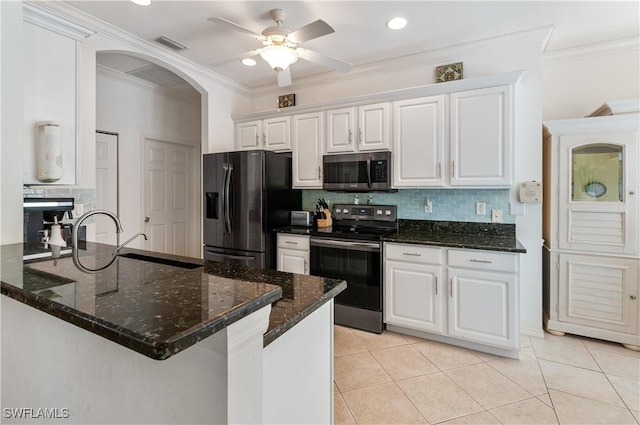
left=144, top=217, right=151, bottom=223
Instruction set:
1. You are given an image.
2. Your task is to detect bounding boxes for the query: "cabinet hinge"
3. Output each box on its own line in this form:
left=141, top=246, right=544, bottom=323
left=555, top=303, right=558, bottom=313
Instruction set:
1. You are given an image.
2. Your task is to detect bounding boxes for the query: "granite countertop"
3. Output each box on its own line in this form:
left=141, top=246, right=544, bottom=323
left=0, top=242, right=346, bottom=360
left=383, top=220, right=527, bottom=253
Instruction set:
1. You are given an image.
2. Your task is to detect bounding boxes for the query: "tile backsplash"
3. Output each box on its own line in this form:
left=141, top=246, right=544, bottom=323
left=23, top=186, right=96, bottom=219
left=302, top=189, right=515, bottom=223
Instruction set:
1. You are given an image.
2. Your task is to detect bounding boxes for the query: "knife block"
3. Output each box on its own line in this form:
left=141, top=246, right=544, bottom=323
left=317, top=211, right=332, bottom=228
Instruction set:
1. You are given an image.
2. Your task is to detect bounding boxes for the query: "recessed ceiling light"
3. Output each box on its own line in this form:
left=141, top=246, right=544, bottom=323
left=386, top=17, right=407, bottom=30
left=241, top=58, right=257, bottom=67
left=131, top=0, right=151, bottom=6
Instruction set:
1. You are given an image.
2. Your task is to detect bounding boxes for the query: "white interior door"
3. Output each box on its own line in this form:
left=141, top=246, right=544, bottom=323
left=143, top=138, right=194, bottom=256
left=95, top=131, right=118, bottom=245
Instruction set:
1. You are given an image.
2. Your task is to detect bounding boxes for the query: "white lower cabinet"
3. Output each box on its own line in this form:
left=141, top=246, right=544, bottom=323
left=384, top=243, right=520, bottom=357
left=448, top=268, right=517, bottom=349
left=277, top=234, right=310, bottom=275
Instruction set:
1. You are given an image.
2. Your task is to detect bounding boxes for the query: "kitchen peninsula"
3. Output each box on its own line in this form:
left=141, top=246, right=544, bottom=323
left=1, top=242, right=345, bottom=424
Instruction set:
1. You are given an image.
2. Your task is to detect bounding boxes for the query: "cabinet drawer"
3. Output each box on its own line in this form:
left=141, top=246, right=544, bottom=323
left=277, top=234, right=310, bottom=251
left=448, top=249, right=518, bottom=273
left=385, top=243, right=443, bottom=265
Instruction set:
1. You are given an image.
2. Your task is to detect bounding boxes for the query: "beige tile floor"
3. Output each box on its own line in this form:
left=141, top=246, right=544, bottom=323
left=333, top=326, right=640, bottom=425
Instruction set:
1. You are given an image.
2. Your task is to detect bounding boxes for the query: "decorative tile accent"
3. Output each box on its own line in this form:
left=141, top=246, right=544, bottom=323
left=302, top=189, right=515, bottom=223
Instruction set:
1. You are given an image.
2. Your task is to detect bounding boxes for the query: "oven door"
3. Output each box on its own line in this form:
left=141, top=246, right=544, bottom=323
left=310, top=238, right=382, bottom=312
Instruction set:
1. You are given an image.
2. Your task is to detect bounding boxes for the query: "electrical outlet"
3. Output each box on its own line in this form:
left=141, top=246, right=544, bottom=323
left=491, top=209, right=503, bottom=223
left=476, top=202, right=486, bottom=215
left=424, top=199, right=432, bottom=213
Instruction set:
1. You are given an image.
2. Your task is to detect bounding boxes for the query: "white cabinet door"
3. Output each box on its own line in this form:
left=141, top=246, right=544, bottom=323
left=277, top=247, right=309, bottom=275
left=448, top=268, right=518, bottom=349
left=558, top=253, right=638, bottom=335
left=292, top=112, right=324, bottom=188
left=263, top=116, right=291, bottom=151
left=358, top=102, right=390, bottom=151
left=326, top=107, right=356, bottom=153
left=385, top=260, right=445, bottom=334
left=449, top=85, right=513, bottom=186
left=393, top=96, right=446, bottom=187
left=235, top=120, right=262, bottom=150
left=557, top=132, right=638, bottom=256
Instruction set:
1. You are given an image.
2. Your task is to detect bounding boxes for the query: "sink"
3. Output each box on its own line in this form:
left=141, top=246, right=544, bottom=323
left=117, top=252, right=203, bottom=270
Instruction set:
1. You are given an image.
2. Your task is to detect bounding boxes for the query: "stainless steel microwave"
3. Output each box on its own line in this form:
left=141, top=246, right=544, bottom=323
left=323, top=151, right=393, bottom=192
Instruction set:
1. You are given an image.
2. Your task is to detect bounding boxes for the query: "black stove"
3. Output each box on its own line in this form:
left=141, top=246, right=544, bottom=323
left=309, top=204, right=397, bottom=334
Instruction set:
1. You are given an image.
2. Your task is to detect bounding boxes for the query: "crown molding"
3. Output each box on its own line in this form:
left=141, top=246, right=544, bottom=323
left=249, top=26, right=552, bottom=99
left=29, top=1, right=251, bottom=97
left=543, top=36, right=639, bottom=64
left=23, top=1, right=94, bottom=40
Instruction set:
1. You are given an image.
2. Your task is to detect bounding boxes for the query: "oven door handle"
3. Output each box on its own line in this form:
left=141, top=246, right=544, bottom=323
left=310, top=238, right=380, bottom=252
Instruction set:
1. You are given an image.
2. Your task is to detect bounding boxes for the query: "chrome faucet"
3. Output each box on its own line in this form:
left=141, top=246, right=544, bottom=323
left=72, top=209, right=124, bottom=250
left=112, top=232, right=147, bottom=256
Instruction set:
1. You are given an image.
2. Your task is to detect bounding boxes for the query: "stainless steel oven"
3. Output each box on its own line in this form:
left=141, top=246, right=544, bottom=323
left=309, top=204, right=397, bottom=333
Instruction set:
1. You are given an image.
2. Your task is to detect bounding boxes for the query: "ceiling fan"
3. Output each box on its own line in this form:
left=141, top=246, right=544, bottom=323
left=208, top=9, right=352, bottom=87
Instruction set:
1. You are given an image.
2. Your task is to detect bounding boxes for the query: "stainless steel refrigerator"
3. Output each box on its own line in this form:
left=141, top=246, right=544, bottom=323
left=203, top=150, right=301, bottom=269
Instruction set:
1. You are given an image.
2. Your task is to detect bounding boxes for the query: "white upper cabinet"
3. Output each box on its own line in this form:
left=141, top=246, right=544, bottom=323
left=292, top=112, right=324, bottom=188
left=326, top=103, right=390, bottom=153
left=235, top=120, right=262, bottom=150
left=358, top=103, right=390, bottom=151
left=236, top=117, right=291, bottom=152
left=263, top=116, right=291, bottom=151
left=393, top=96, right=447, bottom=187
left=325, top=107, right=356, bottom=153
left=449, top=85, right=513, bottom=186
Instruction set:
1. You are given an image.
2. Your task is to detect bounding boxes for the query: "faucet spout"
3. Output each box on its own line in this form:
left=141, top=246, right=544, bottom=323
left=112, top=232, right=148, bottom=256
left=72, top=209, right=124, bottom=250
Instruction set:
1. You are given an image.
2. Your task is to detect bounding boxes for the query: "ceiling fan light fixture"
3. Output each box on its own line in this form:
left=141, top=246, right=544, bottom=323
left=241, top=58, right=257, bottom=66
left=386, top=17, right=407, bottom=30
left=130, top=0, right=151, bottom=6
left=260, top=44, right=298, bottom=72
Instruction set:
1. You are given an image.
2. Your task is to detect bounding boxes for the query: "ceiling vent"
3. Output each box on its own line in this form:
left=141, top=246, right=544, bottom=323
left=155, top=35, right=188, bottom=51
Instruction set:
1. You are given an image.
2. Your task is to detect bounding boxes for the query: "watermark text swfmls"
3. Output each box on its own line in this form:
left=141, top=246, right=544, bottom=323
left=3, top=407, right=70, bottom=419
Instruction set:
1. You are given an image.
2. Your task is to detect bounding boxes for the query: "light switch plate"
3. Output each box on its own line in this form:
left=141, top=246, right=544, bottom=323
left=476, top=202, right=486, bottom=215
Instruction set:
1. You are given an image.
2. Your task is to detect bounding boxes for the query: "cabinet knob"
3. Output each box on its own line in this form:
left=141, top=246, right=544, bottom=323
left=144, top=216, right=151, bottom=223
left=631, top=295, right=637, bottom=300
left=630, top=191, right=635, bottom=195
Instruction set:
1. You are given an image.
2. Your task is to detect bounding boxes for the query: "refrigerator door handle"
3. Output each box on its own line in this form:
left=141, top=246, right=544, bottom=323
left=222, top=163, right=231, bottom=234
left=205, top=249, right=255, bottom=262
left=226, top=164, right=234, bottom=233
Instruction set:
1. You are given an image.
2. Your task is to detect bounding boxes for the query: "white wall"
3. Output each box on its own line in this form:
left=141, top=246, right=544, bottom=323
left=542, top=37, right=639, bottom=120
left=0, top=1, right=24, bottom=245
left=249, top=28, right=550, bottom=337
left=96, top=67, right=201, bottom=253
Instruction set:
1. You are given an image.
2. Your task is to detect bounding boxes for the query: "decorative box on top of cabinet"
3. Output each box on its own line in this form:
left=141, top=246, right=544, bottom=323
left=543, top=108, right=640, bottom=350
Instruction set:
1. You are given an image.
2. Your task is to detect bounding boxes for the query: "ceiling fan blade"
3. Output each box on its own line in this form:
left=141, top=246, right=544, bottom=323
left=277, top=67, right=292, bottom=87
left=207, top=17, right=264, bottom=40
left=287, top=19, right=334, bottom=43
left=209, top=49, right=261, bottom=67
left=298, top=49, right=352, bottom=73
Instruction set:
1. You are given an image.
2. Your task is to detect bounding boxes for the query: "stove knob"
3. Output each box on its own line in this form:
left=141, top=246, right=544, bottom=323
left=385, top=210, right=392, bottom=216
left=334, top=208, right=341, bottom=214
left=343, top=208, right=349, bottom=214
left=376, top=209, right=383, bottom=215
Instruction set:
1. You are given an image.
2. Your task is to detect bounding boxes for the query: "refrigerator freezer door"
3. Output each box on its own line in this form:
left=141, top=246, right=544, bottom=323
left=203, top=151, right=265, bottom=253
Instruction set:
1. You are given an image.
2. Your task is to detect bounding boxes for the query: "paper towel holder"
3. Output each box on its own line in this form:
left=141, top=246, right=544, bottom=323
left=36, top=121, right=62, bottom=183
